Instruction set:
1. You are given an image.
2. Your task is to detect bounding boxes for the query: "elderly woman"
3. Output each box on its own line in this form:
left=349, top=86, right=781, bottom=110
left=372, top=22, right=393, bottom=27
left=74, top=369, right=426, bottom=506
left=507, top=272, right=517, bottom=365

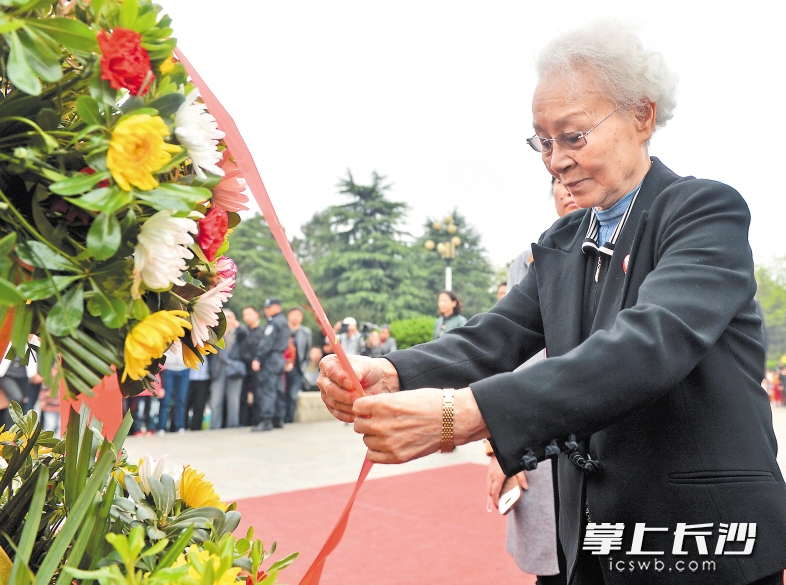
left=318, top=21, right=786, bottom=585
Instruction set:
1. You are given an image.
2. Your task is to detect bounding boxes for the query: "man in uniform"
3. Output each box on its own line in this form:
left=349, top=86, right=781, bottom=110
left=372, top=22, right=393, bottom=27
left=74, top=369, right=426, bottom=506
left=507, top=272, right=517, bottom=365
left=250, top=298, right=290, bottom=431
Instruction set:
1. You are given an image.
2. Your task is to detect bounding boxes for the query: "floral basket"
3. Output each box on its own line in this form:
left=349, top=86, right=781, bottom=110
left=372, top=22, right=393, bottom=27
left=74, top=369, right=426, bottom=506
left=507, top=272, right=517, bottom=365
left=0, top=0, right=248, bottom=398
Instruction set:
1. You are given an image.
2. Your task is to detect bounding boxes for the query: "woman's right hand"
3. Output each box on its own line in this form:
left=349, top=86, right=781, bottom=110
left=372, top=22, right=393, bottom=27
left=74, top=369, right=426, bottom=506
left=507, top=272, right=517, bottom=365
left=487, top=454, right=529, bottom=509
left=317, top=354, right=400, bottom=423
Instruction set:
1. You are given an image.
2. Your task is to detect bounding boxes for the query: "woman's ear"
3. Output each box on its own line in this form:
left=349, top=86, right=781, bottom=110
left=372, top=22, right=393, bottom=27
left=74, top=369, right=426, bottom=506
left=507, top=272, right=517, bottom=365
left=636, top=102, right=657, bottom=140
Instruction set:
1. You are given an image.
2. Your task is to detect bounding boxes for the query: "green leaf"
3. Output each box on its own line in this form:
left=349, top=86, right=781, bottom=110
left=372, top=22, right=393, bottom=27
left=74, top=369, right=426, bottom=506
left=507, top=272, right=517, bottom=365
left=9, top=296, right=31, bottom=354
left=131, top=9, right=158, bottom=33
left=119, top=0, right=139, bottom=28
left=68, top=186, right=134, bottom=214
left=18, top=274, right=82, bottom=301
left=136, top=183, right=211, bottom=212
left=24, top=17, right=98, bottom=55
left=0, top=15, right=24, bottom=34
left=60, top=337, right=114, bottom=377
left=8, top=471, right=48, bottom=583
left=147, top=92, right=185, bottom=117
left=18, top=27, right=63, bottom=83
left=17, top=241, right=77, bottom=271
left=4, top=29, right=42, bottom=95
left=87, top=212, right=121, bottom=260
left=50, top=170, right=111, bottom=196
left=88, top=281, right=127, bottom=329
left=76, top=95, right=103, bottom=127
left=34, top=441, right=118, bottom=584
left=46, top=283, right=84, bottom=337
left=35, top=107, right=60, bottom=131
left=0, top=232, right=16, bottom=256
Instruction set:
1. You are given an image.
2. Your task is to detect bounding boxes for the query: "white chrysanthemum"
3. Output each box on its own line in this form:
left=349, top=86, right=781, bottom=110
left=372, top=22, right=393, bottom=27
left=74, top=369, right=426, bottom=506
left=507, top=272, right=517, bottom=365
left=190, top=277, right=234, bottom=347
left=132, top=210, right=198, bottom=299
left=174, top=89, right=225, bottom=179
left=138, top=454, right=169, bottom=495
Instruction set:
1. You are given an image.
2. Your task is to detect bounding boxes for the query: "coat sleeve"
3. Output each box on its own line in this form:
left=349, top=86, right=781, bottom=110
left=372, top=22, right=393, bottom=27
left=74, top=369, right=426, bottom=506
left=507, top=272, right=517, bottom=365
left=386, top=264, right=547, bottom=392
left=389, top=180, right=758, bottom=476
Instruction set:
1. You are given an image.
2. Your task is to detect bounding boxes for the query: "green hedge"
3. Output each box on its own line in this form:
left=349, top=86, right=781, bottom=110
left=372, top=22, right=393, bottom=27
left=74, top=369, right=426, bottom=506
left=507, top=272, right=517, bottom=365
left=389, top=316, right=435, bottom=349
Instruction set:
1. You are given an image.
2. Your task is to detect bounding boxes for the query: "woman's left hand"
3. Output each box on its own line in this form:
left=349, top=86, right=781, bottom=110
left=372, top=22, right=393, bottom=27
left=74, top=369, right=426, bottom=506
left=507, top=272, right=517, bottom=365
left=353, top=387, right=490, bottom=464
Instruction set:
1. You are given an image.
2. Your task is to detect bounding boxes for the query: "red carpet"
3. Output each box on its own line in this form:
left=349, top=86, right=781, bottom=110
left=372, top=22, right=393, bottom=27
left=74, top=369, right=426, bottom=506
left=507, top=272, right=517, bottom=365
left=235, top=463, right=536, bottom=584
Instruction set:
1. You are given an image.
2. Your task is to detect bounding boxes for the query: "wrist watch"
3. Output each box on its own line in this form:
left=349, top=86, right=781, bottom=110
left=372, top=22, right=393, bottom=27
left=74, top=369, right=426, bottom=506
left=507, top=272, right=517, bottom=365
left=440, top=388, right=455, bottom=453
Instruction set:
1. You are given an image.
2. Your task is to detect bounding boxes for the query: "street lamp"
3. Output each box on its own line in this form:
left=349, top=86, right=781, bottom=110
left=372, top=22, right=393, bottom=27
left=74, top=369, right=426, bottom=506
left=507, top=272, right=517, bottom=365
left=424, top=216, right=461, bottom=291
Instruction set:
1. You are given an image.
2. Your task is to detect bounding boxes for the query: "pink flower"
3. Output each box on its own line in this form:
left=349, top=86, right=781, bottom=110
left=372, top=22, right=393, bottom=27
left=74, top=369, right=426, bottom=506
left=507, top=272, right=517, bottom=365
left=211, top=152, right=249, bottom=213
left=214, top=256, right=237, bottom=290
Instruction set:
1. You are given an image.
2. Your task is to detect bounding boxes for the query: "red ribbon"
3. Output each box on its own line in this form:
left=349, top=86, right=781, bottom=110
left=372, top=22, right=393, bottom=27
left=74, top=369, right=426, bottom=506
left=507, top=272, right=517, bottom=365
left=175, top=49, right=370, bottom=585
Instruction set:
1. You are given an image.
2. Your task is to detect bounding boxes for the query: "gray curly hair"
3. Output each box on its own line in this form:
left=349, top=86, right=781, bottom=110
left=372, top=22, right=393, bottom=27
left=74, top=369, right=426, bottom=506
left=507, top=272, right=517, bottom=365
left=536, top=21, right=678, bottom=130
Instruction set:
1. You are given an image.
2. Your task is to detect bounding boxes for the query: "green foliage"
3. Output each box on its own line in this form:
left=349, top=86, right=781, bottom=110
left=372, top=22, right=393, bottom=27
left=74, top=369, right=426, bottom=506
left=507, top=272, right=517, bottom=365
left=0, top=404, right=296, bottom=584
left=415, top=209, right=497, bottom=318
left=295, top=171, right=432, bottom=325
left=755, top=261, right=786, bottom=365
left=388, top=316, right=434, bottom=349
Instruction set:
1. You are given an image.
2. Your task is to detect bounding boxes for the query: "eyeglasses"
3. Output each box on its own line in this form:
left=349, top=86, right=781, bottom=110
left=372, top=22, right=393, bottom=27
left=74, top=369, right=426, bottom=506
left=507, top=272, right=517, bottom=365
left=527, top=107, right=619, bottom=154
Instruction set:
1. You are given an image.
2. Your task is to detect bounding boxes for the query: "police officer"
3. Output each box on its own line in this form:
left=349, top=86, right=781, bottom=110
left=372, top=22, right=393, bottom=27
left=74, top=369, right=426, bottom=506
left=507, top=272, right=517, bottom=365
left=250, top=298, right=290, bottom=432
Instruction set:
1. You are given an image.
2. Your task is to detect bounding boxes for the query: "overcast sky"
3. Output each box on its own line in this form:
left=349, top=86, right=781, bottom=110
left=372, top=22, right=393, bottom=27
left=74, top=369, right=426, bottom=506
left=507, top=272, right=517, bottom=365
left=161, top=1, right=783, bottom=271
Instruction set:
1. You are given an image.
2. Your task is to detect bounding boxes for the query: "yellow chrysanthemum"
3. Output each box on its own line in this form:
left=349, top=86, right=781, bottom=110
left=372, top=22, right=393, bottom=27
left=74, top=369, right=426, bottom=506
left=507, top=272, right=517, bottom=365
left=182, top=343, right=217, bottom=369
left=0, top=431, right=16, bottom=443
left=179, top=466, right=227, bottom=511
left=172, top=546, right=241, bottom=585
left=123, top=310, right=191, bottom=381
left=159, top=55, right=176, bottom=75
left=107, top=114, right=181, bottom=191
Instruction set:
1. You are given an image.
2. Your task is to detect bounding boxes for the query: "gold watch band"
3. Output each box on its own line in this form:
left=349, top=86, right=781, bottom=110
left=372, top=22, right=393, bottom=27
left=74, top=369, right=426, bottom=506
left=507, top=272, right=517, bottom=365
left=440, top=388, right=455, bottom=453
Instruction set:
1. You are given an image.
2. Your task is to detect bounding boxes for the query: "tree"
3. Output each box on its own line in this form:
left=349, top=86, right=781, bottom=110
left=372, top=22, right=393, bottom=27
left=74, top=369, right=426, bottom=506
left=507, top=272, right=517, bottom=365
left=225, top=213, right=305, bottom=314
left=755, top=260, right=786, bottom=365
left=294, top=171, right=432, bottom=325
left=414, top=209, right=496, bottom=318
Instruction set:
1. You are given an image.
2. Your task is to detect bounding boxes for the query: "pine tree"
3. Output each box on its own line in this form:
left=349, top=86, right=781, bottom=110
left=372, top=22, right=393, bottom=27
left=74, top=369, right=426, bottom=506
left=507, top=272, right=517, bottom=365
left=296, top=171, right=431, bottom=325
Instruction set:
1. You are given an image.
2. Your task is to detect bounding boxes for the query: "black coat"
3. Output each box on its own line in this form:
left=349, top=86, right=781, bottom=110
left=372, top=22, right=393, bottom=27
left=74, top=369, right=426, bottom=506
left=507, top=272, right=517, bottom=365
left=386, top=159, right=786, bottom=584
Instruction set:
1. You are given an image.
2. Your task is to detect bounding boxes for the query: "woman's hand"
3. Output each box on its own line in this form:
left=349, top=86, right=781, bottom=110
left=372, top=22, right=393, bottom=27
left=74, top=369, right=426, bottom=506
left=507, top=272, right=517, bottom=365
left=317, top=355, right=400, bottom=422
left=353, top=387, right=489, bottom=464
left=487, top=454, right=528, bottom=509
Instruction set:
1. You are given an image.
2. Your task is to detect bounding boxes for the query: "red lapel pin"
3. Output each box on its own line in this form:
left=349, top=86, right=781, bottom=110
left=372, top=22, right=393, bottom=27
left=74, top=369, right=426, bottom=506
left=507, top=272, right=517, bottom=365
left=623, top=254, right=630, bottom=273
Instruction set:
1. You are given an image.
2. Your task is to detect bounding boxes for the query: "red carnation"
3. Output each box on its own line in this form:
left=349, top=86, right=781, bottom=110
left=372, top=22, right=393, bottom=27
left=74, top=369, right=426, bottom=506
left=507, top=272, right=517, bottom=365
left=97, top=28, right=153, bottom=96
left=197, top=206, right=228, bottom=262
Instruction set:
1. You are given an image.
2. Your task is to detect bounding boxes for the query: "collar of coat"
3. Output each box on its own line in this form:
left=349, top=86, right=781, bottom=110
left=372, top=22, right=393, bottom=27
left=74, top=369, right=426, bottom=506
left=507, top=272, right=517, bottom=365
left=530, top=157, right=682, bottom=355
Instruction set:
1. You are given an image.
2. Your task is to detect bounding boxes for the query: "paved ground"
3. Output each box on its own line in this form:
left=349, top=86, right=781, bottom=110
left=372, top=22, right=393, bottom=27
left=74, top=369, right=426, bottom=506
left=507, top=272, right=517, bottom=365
left=124, top=405, right=786, bottom=501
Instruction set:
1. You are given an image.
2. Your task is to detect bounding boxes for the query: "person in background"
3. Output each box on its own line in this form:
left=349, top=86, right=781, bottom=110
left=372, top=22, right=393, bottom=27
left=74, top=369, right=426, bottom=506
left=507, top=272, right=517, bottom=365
left=284, top=307, right=312, bottom=423
left=208, top=309, right=244, bottom=429
left=487, top=176, right=579, bottom=585
left=157, top=343, right=189, bottom=434
left=379, top=325, right=397, bottom=355
left=496, top=283, right=507, bottom=301
left=337, top=317, right=363, bottom=355
left=238, top=306, right=264, bottom=426
left=363, top=331, right=384, bottom=357
left=250, top=298, right=290, bottom=432
left=302, top=347, right=324, bottom=392
left=433, top=290, right=466, bottom=340
left=0, top=353, right=35, bottom=429
left=23, top=371, right=43, bottom=414
left=187, top=357, right=210, bottom=431
left=128, top=374, right=163, bottom=436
